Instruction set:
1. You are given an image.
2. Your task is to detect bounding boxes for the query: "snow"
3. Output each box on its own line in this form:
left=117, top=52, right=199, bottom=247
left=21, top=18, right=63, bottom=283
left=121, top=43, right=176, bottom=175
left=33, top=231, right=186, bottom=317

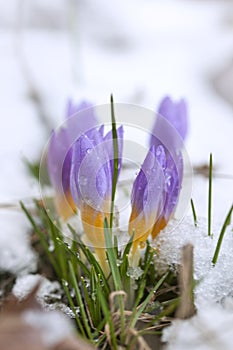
left=153, top=216, right=233, bottom=306
left=23, top=309, right=73, bottom=347
left=0, top=210, right=37, bottom=275
left=163, top=304, right=233, bottom=350
left=153, top=216, right=233, bottom=349
left=12, top=274, right=61, bottom=304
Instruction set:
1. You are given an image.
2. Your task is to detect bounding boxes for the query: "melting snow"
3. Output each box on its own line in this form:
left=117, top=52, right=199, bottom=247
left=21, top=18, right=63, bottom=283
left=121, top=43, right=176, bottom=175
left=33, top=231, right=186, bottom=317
left=163, top=304, right=233, bottom=350
left=153, top=216, right=233, bottom=306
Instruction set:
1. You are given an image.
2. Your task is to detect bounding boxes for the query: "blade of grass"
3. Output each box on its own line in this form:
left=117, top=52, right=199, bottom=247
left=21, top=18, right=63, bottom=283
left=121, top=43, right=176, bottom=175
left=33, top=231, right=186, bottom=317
left=191, top=198, right=197, bottom=227
left=49, top=221, right=68, bottom=280
left=56, top=237, right=91, bottom=278
left=104, top=218, right=122, bottom=290
left=129, top=272, right=169, bottom=329
left=96, top=283, right=118, bottom=350
left=68, top=261, right=93, bottom=340
left=212, top=204, right=233, bottom=265
left=20, top=201, right=60, bottom=276
left=80, top=276, right=94, bottom=319
left=208, top=153, right=213, bottom=236
left=104, top=218, right=127, bottom=344
left=134, top=278, right=147, bottom=308
left=68, top=224, right=110, bottom=295
left=62, top=279, right=86, bottom=337
left=110, top=94, right=119, bottom=229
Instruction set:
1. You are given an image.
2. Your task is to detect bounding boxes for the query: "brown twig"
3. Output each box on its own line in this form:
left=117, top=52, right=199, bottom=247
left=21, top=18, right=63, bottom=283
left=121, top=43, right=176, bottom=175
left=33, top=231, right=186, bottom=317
left=176, top=244, right=196, bottom=319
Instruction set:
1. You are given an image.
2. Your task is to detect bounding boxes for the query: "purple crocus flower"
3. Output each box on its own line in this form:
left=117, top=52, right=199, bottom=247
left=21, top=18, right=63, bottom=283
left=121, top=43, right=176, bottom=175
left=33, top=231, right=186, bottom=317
left=151, top=150, right=183, bottom=239
left=145, top=96, right=187, bottom=239
left=150, top=96, right=188, bottom=148
left=129, top=145, right=166, bottom=256
left=47, top=100, right=97, bottom=219
left=129, top=144, right=183, bottom=258
left=129, top=96, right=187, bottom=258
left=70, top=125, right=123, bottom=273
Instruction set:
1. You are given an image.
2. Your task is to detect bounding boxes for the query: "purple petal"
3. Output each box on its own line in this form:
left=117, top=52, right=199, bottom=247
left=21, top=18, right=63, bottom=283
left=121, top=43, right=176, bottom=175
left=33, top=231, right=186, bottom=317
left=47, top=100, right=99, bottom=201
left=131, top=146, right=166, bottom=226
left=150, top=96, right=188, bottom=150
left=47, top=128, right=71, bottom=194
left=66, top=100, right=94, bottom=119
left=70, top=129, right=111, bottom=210
left=162, top=152, right=183, bottom=221
left=157, top=96, right=188, bottom=140
left=70, top=133, right=95, bottom=206
left=65, top=101, right=99, bottom=144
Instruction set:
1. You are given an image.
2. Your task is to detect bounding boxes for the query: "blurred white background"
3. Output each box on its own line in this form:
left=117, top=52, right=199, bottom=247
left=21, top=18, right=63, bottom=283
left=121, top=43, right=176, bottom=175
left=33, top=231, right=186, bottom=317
left=0, top=0, right=233, bottom=227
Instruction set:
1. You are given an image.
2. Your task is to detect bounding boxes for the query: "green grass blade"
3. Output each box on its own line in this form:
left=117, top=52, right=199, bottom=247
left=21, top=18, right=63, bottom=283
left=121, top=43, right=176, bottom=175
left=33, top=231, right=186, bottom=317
left=68, top=261, right=93, bottom=340
left=110, top=94, right=119, bottom=229
left=212, top=204, right=233, bottom=265
left=20, top=201, right=60, bottom=276
left=56, top=237, right=91, bottom=278
left=96, top=283, right=118, bottom=350
left=68, top=224, right=110, bottom=295
left=191, top=198, right=197, bottom=227
left=104, top=218, right=122, bottom=290
left=49, top=220, right=68, bottom=280
left=129, top=272, right=169, bottom=329
left=208, top=153, right=213, bottom=236
left=62, top=279, right=86, bottom=336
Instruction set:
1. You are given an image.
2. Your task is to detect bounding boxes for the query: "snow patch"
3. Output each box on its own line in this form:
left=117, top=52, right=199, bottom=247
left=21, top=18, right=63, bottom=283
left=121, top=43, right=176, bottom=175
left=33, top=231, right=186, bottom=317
left=163, top=304, right=233, bottom=350
left=12, top=274, right=61, bottom=305
left=153, top=216, right=233, bottom=306
left=22, top=309, right=73, bottom=347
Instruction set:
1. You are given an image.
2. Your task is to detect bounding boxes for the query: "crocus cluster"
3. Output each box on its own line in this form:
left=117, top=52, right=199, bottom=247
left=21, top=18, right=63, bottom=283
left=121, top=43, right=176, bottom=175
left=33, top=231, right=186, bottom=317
left=47, top=100, right=97, bottom=219
left=47, top=96, right=188, bottom=272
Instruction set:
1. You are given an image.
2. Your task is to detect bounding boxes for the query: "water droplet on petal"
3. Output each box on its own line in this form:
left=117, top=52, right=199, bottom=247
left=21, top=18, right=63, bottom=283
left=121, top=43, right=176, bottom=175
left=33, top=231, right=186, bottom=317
left=79, top=176, right=87, bottom=186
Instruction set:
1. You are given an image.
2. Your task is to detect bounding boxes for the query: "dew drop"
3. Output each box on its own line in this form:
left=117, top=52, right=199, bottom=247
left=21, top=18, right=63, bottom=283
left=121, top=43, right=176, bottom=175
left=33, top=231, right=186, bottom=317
left=63, top=280, right=69, bottom=287
left=139, top=241, right=146, bottom=249
left=116, top=259, right=122, bottom=267
left=126, top=266, right=143, bottom=280
left=79, top=176, right=87, bottom=186
left=48, top=240, right=55, bottom=252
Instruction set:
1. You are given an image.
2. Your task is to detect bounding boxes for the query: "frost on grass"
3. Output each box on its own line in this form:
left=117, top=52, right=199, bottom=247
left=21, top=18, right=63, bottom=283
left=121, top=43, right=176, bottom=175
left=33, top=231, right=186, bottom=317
left=153, top=216, right=233, bottom=307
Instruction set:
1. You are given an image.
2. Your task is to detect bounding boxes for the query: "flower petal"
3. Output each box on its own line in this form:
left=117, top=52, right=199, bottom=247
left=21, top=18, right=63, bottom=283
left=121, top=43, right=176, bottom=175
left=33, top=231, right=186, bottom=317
left=103, top=125, right=124, bottom=180
left=129, top=146, right=165, bottom=242
left=150, top=96, right=188, bottom=150
left=157, top=96, right=188, bottom=140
